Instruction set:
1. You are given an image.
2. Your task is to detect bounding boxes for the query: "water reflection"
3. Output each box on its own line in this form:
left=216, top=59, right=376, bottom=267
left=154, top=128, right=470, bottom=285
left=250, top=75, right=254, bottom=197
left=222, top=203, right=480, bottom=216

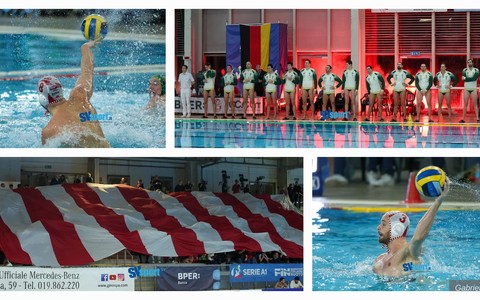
left=175, top=120, right=480, bottom=148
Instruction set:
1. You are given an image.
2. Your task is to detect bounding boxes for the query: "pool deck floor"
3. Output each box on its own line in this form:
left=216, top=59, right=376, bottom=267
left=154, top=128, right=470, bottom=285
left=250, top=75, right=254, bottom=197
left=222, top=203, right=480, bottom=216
left=318, top=179, right=480, bottom=211
left=175, top=109, right=480, bottom=148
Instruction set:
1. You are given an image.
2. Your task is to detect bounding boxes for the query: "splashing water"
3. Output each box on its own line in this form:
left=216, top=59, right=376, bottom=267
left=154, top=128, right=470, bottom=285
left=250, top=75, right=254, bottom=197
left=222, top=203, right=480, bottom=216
left=4, top=89, right=165, bottom=148
left=1, top=9, right=165, bottom=148
left=313, top=208, right=480, bottom=291
left=447, top=178, right=480, bottom=201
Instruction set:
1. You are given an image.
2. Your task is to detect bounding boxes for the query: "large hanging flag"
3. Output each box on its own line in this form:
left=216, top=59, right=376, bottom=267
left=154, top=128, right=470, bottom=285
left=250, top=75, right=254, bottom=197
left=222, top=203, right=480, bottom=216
left=226, top=23, right=288, bottom=74
left=0, top=183, right=303, bottom=267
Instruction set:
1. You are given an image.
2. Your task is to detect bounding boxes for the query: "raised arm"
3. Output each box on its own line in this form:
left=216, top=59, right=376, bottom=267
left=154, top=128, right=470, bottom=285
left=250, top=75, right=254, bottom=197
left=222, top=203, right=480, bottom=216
left=71, top=38, right=101, bottom=102
left=409, top=178, right=449, bottom=258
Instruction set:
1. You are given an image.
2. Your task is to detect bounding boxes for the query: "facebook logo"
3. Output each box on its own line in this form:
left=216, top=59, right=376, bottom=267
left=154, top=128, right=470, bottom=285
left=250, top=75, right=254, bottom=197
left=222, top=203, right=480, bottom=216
left=101, top=274, right=109, bottom=281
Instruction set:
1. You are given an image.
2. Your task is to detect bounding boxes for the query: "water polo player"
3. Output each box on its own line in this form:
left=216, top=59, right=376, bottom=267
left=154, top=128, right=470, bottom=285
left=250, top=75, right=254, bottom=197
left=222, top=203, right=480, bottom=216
left=373, top=178, right=450, bottom=276
left=38, top=38, right=110, bottom=148
left=146, top=74, right=165, bottom=110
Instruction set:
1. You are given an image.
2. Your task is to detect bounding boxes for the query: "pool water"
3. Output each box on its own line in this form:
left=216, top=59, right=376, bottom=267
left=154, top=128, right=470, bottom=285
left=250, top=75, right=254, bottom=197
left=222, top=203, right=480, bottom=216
left=175, top=120, right=480, bottom=148
left=1, top=31, right=165, bottom=148
left=312, top=208, right=480, bottom=291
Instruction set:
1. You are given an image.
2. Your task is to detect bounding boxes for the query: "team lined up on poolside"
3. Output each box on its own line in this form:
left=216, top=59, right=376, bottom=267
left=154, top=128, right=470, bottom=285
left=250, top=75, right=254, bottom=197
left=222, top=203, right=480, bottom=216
left=177, top=59, right=479, bottom=123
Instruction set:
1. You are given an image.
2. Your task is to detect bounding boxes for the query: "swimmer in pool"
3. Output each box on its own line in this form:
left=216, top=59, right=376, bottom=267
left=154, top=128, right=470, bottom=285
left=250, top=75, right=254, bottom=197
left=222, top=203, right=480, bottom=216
left=38, top=37, right=110, bottom=148
left=146, top=74, right=165, bottom=110
left=373, top=178, right=449, bottom=277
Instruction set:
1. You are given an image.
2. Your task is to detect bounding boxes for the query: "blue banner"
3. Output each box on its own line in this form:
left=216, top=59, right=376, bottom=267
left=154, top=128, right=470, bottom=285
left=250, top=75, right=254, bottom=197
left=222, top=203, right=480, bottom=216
left=279, top=23, right=288, bottom=74
left=229, top=264, right=303, bottom=283
left=156, top=266, right=221, bottom=291
left=226, top=25, right=241, bottom=71
left=313, top=157, right=329, bottom=197
left=269, top=23, right=280, bottom=73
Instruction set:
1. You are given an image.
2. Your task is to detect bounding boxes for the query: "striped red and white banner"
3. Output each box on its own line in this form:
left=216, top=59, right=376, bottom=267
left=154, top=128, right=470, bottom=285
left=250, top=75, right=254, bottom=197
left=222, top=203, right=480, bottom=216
left=0, top=183, right=303, bottom=267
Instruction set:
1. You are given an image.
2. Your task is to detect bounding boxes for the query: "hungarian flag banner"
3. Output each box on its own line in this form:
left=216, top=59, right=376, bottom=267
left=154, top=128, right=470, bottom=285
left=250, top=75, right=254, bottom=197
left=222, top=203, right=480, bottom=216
left=226, top=23, right=288, bottom=74
left=0, top=184, right=303, bottom=266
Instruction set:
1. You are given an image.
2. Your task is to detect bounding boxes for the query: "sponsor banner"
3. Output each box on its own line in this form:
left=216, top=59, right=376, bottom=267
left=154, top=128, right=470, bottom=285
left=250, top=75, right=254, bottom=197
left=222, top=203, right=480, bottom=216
left=229, top=264, right=303, bottom=283
left=127, top=266, right=160, bottom=279
left=156, top=266, right=221, bottom=291
left=174, top=96, right=264, bottom=115
left=0, top=267, right=134, bottom=291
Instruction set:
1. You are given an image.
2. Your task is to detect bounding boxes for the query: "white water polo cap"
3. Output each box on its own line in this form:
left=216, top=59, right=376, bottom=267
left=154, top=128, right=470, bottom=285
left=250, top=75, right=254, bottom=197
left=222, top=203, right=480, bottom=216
left=38, top=76, right=64, bottom=109
left=383, top=210, right=410, bottom=241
